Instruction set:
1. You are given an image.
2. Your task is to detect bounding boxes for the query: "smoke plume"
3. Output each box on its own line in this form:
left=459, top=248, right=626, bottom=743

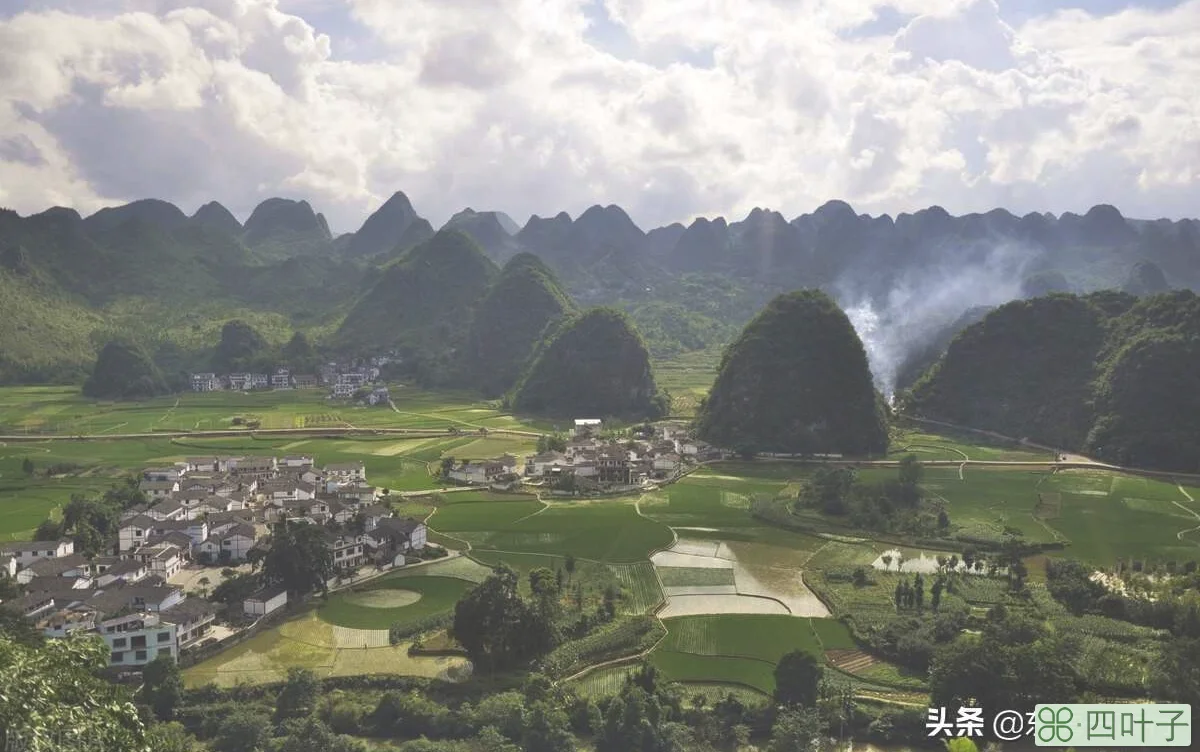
left=837, top=242, right=1039, bottom=398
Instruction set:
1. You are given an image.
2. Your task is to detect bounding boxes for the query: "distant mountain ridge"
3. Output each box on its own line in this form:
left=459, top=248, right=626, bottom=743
left=2, top=191, right=1198, bottom=389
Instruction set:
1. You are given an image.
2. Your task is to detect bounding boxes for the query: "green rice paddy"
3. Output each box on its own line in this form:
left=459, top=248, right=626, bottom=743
left=319, top=576, right=474, bottom=630
left=649, top=615, right=853, bottom=694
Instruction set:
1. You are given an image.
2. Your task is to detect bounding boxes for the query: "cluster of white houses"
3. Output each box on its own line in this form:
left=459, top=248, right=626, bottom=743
left=191, top=360, right=391, bottom=402
left=0, top=452, right=427, bottom=670
left=447, top=419, right=712, bottom=489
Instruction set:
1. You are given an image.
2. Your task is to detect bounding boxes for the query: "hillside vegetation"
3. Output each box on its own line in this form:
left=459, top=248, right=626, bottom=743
left=696, top=289, right=889, bottom=456
left=82, top=340, right=169, bottom=399
left=511, top=308, right=667, bottom=419
left=336, top=230, right=498, bottom=384
left=905, top=290, right=1200, bottom=472
left=464, top=253, right=575, bottom=397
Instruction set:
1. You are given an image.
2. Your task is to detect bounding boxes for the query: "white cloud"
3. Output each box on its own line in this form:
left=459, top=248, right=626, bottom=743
left=0, top=0, right=1197, bottom=231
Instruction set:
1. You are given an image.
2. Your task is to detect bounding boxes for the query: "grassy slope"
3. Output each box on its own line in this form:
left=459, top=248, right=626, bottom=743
left=319, top=576, right=474, bottom=630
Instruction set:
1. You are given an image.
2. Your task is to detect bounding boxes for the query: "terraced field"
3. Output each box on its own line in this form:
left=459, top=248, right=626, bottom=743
left=649, top=615, right=854, bottom=694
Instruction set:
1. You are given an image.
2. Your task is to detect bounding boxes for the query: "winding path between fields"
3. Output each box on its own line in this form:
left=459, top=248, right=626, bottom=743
left=1173, top=485, right=1200, bottom=542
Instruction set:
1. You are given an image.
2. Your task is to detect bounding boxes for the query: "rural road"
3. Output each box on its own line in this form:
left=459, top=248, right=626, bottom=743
left=2, top=414, right=1198, bottom=483
left=0, top=425, right=543, bottom=442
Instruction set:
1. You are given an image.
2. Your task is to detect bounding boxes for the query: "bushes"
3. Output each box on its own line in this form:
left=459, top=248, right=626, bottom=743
left=537, top=615, right=663, bottom=678
left=390, top=613, right=454, bottom=645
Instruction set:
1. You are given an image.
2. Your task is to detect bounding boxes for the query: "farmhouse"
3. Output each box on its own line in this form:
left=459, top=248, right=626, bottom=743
left=95, top=559, right=150, bottom=587
left=132, top=543, right=186, bottom=580
left=367, top=517, right=427, bottom=566
left=572, top=418, right=603, bottom=437
left=142, top=466, right=185, bottom=482
left=28, top=582, right=209, bottom=667
left=325, top=461, right=367, bottom=483
left=293, top=374, right=319, bottom=389
left=271, top=369, right=292, bottom=389
left=191, top=373, right=220, bottom=392
left=448, top=460, right=506, bottom=485
left=197, top=523, right=257, bottom=563
left=16, top=553, right=92, bottom=587
left=0, top=539, right=75, bottom=569
left=244, top=586, right=288, bottom=618
left=139, top=479, right=179, bottom=499
left=325, top=531, right=367, bottom=570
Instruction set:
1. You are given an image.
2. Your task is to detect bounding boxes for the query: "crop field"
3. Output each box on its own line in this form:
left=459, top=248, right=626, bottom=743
left=891, top=424, right=1054, bottom=462
left=427, top=497, right=545, bottom=535
left=182, top=611, right=468, bottom=688
left=642, top=479, right=780, bottom=529
left=1041, top=472, right=1200, bottom=565
left=608, top=562, right=664, bottom=614
left=319, top=576, right=474, bottom=630
left=0, top=385, right=554, bottom=435
left=649, top=615, right=851, bottom=694
left=568, top=665, right=639, bottom=698
left=436, top=500, right=673, bottom=562
left=651, top=535, right=829, bottom=618
left=658, top=567, right=737, bottom=588
left=653, top=348, right=721, bottom=417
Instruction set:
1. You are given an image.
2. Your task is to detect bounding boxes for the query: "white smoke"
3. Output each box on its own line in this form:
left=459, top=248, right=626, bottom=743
left=838, top=242, right=1039, bottom=398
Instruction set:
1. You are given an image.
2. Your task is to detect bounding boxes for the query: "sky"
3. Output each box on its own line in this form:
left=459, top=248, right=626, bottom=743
left=0, top=0, right=1197, bottom=234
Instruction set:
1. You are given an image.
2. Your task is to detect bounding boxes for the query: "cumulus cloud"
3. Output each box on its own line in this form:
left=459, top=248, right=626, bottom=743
left=0, top=0, right=1197, bottom=231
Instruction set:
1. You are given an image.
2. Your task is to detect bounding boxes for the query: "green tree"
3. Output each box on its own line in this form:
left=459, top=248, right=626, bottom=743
left=145, top=722, right=204, bottom=751
left=263, top=523, right=334, bottom=598
left=0, top=573, right=19, bottom=601
left=140, top=652, right=184, bottom=721
left=1153, top=637, right=1200, bottom=707
left=212, top=319, right=270, bottom=373
left=281, top=331, right=318, bottom=371
left=21, top=457, right=34, bottom=475
left=852, top=567, right=868, bottom=587
left=529, top=567, right=560, bottom=601
left=774, top=650, right=823, bottom=707
left=275, top=717, right=366, bottom=752
left=276, top=667, right=321, bottom=721
left=33, top=518, right=61, bottom=541
left=0, top=634, right=147, bottom=750
left=83, top=339, right=170, bottom=399
left=769, top=708, right=823, bottom=752
left=521, top=702, right=575, bottom=752
left=898, top=453, right=923, bottom=486
left=452, top=564, right=555, bottom=672
left=210, top=709, right=272, bottom=752
left=211, top=572, right=261, bottom=605
left=930, top=613, right=1080, bottom=713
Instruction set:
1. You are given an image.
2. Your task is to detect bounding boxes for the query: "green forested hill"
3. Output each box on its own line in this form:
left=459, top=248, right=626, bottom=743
left=904, top=295, right=1110, bottom=449
left=464, top=253, right=575, bottom=397
left=695, top=289, right=888, bottom=456
left=905, top=290, right=1200, bottom=472
left=0, top=268, right=101, bottom=384
left=336, top=230, right=498, bottom=383
left=511, top=308, right=666, bottom=418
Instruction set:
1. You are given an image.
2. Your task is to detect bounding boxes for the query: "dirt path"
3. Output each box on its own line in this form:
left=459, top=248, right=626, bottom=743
left=1173, top=484, right=1200, bottom=543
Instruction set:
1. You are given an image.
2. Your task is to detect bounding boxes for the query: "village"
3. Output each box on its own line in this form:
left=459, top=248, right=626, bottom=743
left=0, top=452, right=432, bottom=674
left=0, top=417, right=715, bottom=675
left=189, top=358, right=393, bottom=403
left=443, top=418, right=719, bottom=492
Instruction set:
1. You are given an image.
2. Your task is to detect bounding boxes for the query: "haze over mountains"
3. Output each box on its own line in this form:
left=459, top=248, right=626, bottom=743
left=0, top=190, right=1194, bottom=390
